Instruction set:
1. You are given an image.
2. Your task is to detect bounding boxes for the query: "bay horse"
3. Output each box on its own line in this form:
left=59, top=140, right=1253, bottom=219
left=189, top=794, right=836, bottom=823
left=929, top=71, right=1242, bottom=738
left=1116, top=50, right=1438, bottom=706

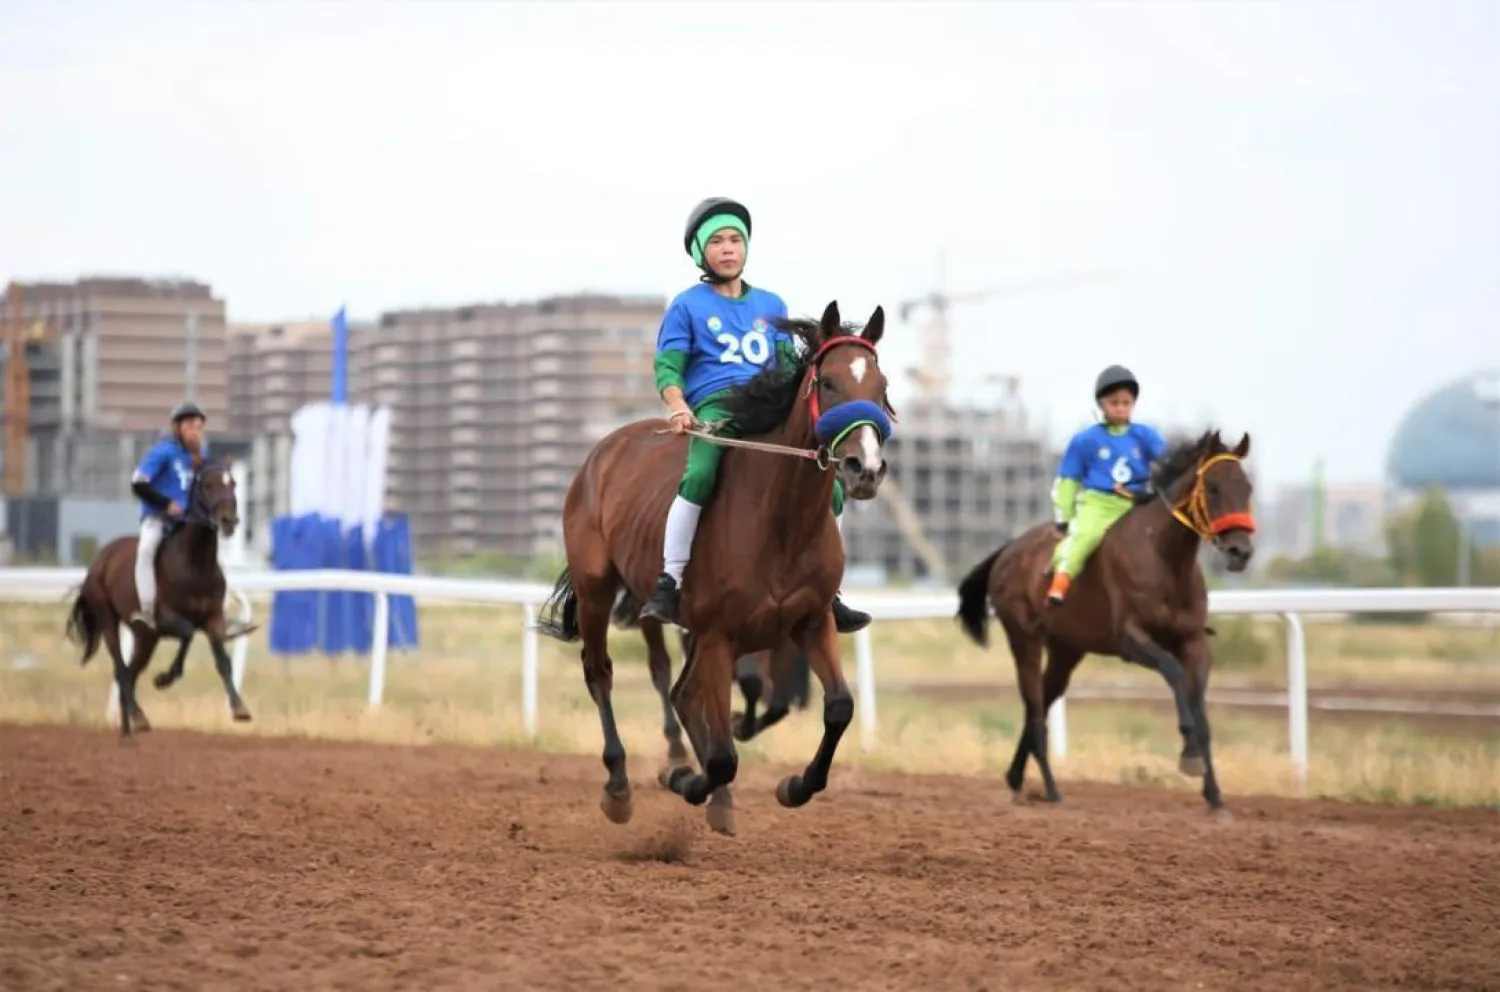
left=537, top=300, right=893, bottom=835
left=955, top=430, right=1255, bottom=812
left=65, top=457, right=254, bottom=738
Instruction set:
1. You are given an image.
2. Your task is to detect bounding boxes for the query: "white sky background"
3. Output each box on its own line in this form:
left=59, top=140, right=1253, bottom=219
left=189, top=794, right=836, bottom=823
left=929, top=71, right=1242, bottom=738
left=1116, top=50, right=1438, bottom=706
left=3, top=0, right=1497, bottom=490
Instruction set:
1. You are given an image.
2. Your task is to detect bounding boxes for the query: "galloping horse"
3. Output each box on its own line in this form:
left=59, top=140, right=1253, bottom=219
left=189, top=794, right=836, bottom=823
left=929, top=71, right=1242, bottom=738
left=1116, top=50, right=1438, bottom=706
left=955, top=430, right=1255, bottom=813
left=537, top=300, right=893, bottom=835
left=65, top=458, right=254, bottom=738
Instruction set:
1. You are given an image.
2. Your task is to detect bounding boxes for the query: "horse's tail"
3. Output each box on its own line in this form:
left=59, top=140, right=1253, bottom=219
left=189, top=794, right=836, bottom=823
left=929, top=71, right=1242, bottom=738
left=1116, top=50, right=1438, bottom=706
left=609, top=587, right=642, bottom=630
left=533, top=567, right=581, bottom=643
left=955, top=544, right=1005, bottom=648
left=64, top=586, right=104, bottom=666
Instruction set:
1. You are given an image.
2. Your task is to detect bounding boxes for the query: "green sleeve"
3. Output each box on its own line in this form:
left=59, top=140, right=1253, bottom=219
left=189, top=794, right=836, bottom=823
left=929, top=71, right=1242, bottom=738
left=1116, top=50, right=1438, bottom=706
left=654, top=349, right=689, bottom=394
left=1052, top=477, right=1080, bottom=524
left=776, top=337, right=799, bottom=367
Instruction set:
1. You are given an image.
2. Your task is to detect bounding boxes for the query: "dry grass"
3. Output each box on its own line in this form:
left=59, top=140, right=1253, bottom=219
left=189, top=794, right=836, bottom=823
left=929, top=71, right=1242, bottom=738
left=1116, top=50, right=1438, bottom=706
left=3, top=600, right=1496, bottom=808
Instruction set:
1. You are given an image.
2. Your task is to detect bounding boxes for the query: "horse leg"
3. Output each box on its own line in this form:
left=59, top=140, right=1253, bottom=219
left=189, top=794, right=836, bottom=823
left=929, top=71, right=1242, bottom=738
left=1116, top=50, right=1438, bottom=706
left=1034, top=639, right=1085, bottom=803
left=641, top=618, right=690, bottom=768
left=1119, top=621, right=1207, bottom=797
left=775, top=613, right=852, bottom=810
left=750, top=640, right=804, bottom=736
left=203, top=619, right=252, bottom=722
left=731, top=652, right=763, bottom=742
left=121, top=629, right=158, bottom=738
left=153, top=633, right=194, bottom=690
left=1001, top=621, right=1053, bottom=801
left=1179, top=634, right=1225, bottom=812
left=574, top=570, right=634, bottom=825
left=661, top=632, right=738, bottom=835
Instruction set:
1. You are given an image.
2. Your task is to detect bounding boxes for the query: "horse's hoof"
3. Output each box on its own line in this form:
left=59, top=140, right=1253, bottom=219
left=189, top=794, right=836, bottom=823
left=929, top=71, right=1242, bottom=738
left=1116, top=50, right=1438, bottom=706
left=730, top=712, right=754, bottom=741
left=705, top=802, right=736, bottom=836
left=1209, top=805, right=1233, bottom=823
left=1010, top=790, right=1027, bottom=806
left=600, top=787, right=634, bottom=825
left=1179, top=755, right=1207, bottom=778
left=231, top=707, right=253, bottom=723
left=775, top=776, right=806, bottom=809
left=152, top=674, right=173, bottom=690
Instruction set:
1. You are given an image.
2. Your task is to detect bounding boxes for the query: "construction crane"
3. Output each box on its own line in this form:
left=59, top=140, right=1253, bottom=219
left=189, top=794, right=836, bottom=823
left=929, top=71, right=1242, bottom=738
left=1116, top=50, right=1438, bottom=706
left=896, top=257, right=1121, bottom=404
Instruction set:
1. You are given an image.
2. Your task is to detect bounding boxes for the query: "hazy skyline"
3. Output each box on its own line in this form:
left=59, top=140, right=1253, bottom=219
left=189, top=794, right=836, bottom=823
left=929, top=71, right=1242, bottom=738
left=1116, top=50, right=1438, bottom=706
left=4, top=0, right=1497, bottom=490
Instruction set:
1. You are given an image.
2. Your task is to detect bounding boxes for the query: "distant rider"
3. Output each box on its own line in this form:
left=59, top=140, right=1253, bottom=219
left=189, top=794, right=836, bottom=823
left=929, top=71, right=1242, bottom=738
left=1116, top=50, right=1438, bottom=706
left=1045, top=365, right=1168, bottom=606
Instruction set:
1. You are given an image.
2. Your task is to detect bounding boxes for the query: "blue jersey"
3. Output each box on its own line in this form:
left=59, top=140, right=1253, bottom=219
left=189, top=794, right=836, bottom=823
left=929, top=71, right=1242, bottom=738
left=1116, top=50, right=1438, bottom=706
left=132, top=437, right=201, bottom=520
left=1056, top=422, right=1169, bottom=498
left=656, top=283, right=792, bottom=407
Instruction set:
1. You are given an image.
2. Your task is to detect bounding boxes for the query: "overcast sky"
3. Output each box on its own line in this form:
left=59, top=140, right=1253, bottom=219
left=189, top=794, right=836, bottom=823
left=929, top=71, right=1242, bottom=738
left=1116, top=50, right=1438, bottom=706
left=3, top=0, right=1497, bottom=490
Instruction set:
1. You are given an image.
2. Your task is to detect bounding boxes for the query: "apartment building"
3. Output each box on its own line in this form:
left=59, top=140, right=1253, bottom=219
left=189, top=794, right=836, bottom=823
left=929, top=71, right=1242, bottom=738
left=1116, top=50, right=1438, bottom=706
left=228, top=294, right=667, bottom=558
left=1, top=276, right=234, bottom=498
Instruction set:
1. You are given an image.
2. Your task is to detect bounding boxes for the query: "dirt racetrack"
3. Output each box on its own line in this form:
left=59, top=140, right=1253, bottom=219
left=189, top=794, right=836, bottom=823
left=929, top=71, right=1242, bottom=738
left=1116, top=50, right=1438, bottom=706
left=3, top=724, right=1497, bottom=992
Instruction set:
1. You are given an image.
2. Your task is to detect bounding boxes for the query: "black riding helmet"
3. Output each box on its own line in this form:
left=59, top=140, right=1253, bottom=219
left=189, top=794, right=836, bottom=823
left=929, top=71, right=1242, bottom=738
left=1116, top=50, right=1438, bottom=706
left=170, top=401, right=207, bottom=424
left=683, top=197, right=752, bottom=282
left=1094, top=365, right=1139, bottom=401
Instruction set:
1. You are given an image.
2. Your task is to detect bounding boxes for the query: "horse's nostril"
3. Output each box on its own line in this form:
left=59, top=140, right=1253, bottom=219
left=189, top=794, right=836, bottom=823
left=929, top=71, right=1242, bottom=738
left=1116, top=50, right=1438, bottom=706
left=841, top=455, right=864, bottom=474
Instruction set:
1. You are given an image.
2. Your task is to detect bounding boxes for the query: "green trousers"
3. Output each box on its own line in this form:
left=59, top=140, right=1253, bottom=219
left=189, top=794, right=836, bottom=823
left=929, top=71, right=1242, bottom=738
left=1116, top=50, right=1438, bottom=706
left=677, top=393, right=844, bottom=515
left=1050, top=488, right=1133, bottom=576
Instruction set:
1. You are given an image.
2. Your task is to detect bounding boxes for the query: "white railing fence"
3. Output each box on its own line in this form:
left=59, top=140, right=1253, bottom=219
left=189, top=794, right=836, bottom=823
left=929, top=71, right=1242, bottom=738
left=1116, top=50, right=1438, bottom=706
left=1, top=567, right=1495, bottom=788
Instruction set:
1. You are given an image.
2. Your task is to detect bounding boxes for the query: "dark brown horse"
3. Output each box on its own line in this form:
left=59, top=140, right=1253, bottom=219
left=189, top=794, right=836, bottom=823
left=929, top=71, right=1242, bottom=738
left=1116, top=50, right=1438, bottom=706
left=955, top=430, right=1256, bottom=812
left=537, top=300, right=893, bottom=835
left=65, top=458, right=254, bottom=738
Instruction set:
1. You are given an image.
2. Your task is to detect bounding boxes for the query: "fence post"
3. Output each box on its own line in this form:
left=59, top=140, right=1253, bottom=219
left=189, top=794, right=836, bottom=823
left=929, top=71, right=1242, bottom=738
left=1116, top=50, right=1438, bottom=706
left=522, top=603, right=539, bottom=738
left=1050, top=696, right=1069, bottom=759
left=368, top=592, right=390, bottom=709
left=228, top=589, right=253, bottom=694
left=854, top=627, right=877, bottom=751
left=1282, top=611, right=1309, bottom=790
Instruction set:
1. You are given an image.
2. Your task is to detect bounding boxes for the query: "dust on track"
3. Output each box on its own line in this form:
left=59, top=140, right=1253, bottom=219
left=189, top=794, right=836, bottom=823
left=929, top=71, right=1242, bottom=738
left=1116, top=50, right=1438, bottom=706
left=1, top=723, right=1496, bottom=992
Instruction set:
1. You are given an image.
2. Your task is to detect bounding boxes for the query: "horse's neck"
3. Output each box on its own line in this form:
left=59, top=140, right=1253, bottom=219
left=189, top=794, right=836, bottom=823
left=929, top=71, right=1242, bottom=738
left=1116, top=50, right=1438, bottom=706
left=740, top=401, right=836, bottom=546
left=1143, top=484, right=1202, bottom=577
left=167, top=521, right=219, bottom=571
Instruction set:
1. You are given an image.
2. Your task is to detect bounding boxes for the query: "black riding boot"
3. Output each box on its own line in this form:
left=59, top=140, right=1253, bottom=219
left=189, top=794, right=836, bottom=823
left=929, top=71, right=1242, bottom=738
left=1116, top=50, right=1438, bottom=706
left=639, top=573, right=682, bottom=625
left=832, top=594, right=871, bottom=634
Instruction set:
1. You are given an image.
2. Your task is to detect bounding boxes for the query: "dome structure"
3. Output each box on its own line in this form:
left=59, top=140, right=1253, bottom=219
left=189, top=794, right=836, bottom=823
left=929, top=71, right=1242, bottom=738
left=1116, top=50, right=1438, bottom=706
left=1386, top=370, right=1500, bottom=492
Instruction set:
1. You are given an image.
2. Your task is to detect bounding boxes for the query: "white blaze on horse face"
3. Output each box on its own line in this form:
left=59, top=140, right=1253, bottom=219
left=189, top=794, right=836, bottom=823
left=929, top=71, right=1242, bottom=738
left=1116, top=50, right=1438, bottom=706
left=849, top=356, right=868, bottom=384
left=859, top=424, right=883, bottom=473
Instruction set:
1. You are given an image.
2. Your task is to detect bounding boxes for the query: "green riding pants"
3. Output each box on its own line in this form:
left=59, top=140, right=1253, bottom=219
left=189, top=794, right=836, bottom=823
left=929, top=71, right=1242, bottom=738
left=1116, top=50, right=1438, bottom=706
left=677, top=392, right=845, bottom=515
left=1050, top=488, right=1133, bottom=577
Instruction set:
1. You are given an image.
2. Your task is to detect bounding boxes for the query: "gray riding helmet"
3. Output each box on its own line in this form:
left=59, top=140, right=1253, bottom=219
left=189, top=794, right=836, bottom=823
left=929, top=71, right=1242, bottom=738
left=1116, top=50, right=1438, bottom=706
left=170, top=401, right=207, bottom=423
left=1094, top=365, right=1139, bottom=400
left=682, top=197, right=752, bottom=262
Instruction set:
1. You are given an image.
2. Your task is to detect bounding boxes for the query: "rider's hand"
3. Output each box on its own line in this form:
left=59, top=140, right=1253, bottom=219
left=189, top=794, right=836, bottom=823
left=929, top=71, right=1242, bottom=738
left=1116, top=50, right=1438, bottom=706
left=667, top=408, right=695, bottom=435
left=167, top=501, right=184, bottom=518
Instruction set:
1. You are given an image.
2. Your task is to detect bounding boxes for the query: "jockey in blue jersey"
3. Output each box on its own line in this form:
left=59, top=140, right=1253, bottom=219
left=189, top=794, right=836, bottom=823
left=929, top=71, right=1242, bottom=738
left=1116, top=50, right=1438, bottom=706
left=129, top=402, right=208, bottom=632
left=639, top=196, right=871, bottom=633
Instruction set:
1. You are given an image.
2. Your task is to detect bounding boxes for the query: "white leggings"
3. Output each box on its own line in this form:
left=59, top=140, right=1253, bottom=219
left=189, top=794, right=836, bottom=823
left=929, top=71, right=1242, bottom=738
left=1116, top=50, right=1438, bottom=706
left=135, top=517, right=165, bottom=611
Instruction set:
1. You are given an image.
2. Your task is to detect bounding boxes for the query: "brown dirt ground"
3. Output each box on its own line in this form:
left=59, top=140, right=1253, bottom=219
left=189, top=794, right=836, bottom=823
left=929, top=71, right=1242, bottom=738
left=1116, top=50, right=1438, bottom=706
left=2, top=723, right=1497, bottom=992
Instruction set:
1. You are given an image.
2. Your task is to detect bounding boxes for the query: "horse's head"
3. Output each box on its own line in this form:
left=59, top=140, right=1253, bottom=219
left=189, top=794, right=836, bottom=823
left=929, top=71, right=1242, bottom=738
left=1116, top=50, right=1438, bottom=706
left=1162, top=431, right=1256, bottom=571
left=189, top=457, right=240, bottom=538
left=804, top=300, right=894, bottom=501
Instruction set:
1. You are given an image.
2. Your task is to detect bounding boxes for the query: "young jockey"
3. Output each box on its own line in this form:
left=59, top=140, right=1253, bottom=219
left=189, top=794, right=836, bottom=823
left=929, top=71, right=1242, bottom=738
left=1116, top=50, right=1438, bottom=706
left=639, top=196, right=871, bottom=633
left=1045, top=364, right=1169, bottom=606
left=129, top=402, right=208, bottom=631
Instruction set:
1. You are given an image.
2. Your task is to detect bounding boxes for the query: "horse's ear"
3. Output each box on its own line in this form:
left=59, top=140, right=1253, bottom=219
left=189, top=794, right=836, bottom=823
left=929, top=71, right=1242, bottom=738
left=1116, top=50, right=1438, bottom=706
left=862, top=305, right=885, bottom=347
left=1233, top=432, right=1251, bottom=458
left=1209, top=429, right=1222, bottom=450
left=818, top=300, right=841, bottom=343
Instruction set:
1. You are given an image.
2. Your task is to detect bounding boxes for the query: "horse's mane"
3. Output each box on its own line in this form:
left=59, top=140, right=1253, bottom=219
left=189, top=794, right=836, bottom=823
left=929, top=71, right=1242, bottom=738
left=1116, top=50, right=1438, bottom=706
left=1132, top=429, right=1227, bottom=507
left=716, top=316, right=862, bottom=437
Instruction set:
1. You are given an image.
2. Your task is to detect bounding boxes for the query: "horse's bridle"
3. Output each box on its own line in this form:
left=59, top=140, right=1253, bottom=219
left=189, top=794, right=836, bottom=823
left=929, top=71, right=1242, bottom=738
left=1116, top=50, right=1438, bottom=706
left=1165, top=452, right=1257, bottom=543
left=186, top=465, right=235, bottom=530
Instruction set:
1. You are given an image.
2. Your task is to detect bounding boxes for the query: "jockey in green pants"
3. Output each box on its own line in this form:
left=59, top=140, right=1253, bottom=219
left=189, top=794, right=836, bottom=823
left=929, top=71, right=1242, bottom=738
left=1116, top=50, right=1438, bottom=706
left=1046, top=364, right=1169, bottom=606
left=638, top=196, right=871, bottom=634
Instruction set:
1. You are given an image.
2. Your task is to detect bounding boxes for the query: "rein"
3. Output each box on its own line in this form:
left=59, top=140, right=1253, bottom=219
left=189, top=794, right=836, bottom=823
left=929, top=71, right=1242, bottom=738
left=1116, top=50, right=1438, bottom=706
left=1164, top=452, right=1257, bottom=541
left=655, top=334, right=895, bottom=469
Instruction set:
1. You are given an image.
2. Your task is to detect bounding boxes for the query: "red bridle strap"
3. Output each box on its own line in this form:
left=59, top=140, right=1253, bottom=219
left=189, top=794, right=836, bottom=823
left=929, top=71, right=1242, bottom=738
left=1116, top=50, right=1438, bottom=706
left=805, top=335, right=882, bottom=423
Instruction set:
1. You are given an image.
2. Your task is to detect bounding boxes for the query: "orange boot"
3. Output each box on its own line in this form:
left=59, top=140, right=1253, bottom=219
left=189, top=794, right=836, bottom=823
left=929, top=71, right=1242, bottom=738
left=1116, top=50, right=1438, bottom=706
left=1045, top=571, right=1071, bottom=607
